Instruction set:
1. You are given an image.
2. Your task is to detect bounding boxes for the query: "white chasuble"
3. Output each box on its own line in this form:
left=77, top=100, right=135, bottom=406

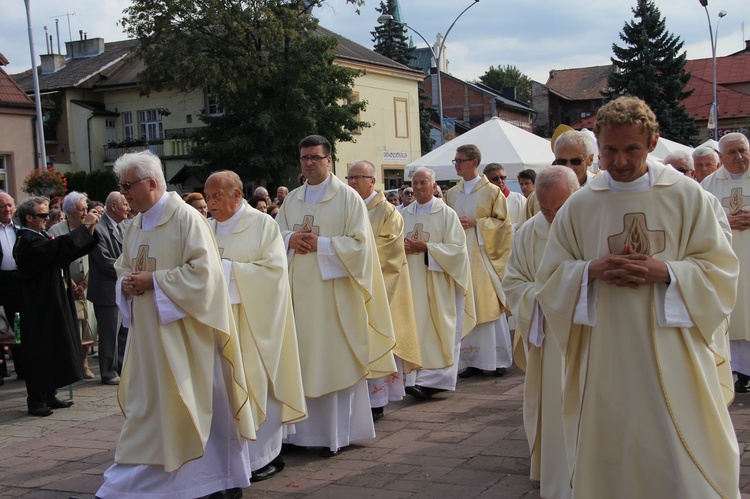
left=402, top=198, right=476, bottom=379
left=277, top=175, right=396, bottom=398
left=537, top=164, right=739, bottom=499
left=446, top=176, right=513, bottom=371
left=502, top=212, right=569, bottom=499
left=114, top=193, right=255, bottom=472
left=702, top=167, right=750, bottom=347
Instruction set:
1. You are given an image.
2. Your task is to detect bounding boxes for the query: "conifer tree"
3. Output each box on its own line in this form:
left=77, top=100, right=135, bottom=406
left=604, top=0, right=697, bottom=144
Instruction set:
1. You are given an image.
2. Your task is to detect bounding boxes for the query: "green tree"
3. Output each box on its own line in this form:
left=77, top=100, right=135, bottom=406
left=604, top=0, right=697, bottom=144
left=477, top=65, right=532, bottom=105
left=121, top=0, right=367, bottom=185
left=370, top=0, right=434, bottom=154
left=371, top=0, right=413, bottom=66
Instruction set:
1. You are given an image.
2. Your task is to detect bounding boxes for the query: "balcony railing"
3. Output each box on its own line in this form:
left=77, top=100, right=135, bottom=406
left=103, top=129, right=199, bottom=162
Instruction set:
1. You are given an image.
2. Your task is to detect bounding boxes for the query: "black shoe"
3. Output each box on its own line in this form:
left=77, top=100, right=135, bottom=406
left=28, top=406, right=53, bottom=417
left=46, top=398, right=74, bottom=409
left=251, top=463, right=281, bottom=482
left=494, top=367, right=507, bottom=377
left=225, top=489, right=242, bottom=499
left=319, top=447, right=342, bottom=458
left=281, top=443, right=305, bottom=454
left=735, top=379, right=750, bottom=393
left=458, top=367, right=483, bottom=378
left=405, top=385, right=427, bottom=400
left=372, top=406, right=384, bottom=421
left=422, top=386, right=447, bottom=397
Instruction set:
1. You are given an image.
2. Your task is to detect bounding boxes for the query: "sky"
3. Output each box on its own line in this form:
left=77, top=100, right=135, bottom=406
left=2, top=0, right=749, bottom=84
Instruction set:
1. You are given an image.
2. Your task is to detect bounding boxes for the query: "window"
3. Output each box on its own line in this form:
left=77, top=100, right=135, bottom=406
left=122, top=112, right=134, bottom=141
left=105, top=119, right=116, bottom=144
left=138, top=110, right=163, bottom=141
left=205, top=87, right=223, bottom=116
left=0, top=156, right=7, bottom=192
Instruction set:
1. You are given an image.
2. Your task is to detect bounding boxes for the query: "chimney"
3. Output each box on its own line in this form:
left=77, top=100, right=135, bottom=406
left=746, top=39, right=750, bottom=51
left=40, top=54, right=66, bottom=74
left=549, top=70, right=555, bottom=79
left=65, top=37, right=105, bottom=59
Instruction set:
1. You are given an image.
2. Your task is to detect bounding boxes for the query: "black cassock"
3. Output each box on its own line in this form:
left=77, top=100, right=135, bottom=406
left=14, top=226, right=98, bottom=398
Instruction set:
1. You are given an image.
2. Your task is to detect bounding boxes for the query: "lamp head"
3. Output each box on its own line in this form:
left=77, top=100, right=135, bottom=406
left=377, top=14, right=395, bottom=24
left=699, top=0, right=708, bottom=6
left=718, top=9, right=727, bottom=18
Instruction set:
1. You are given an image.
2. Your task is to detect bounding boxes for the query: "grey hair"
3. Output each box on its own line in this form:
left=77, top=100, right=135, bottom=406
left=483, top=163, right=504, bottom=174
left=62, top=191, right=88, bottom=215
left=692, top=146, right=720, bottom=163
left=113, top=150, right=166, bottom=190
left=663, top=150, right=694, bottom=170
left=719, top=133, right=749, bottom=154
left=554, top=130, right=596, bottom=157
left=105, top=191, right=123, bottom=209
left=535, top=166, right=580, bottom=196
left=413, top=167, right=436, bottom=183
left=17, top=196, right=48, bottom=227
left=350, top=160, right=376, bottom=175
left=207, top=170, right=244, bottom=192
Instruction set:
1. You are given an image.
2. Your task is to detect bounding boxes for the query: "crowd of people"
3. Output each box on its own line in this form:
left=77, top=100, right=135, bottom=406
left=1, top=95, right=747, bottom=498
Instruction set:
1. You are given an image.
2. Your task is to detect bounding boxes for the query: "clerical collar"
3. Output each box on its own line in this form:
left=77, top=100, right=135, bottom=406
left=463, top=175, right=481, bottom=194
left=141, top=191, right=169, bottom=230
left=307, top=174, right=331, bottom=192
left=605, top=165, right=655, bottom=192
left=729, top=171, right=746, bottom=180
left=216, top=202, right=247, bottom=229
left=414, top=197, right=435, bottom=215
left=363, top=191, right=377, bottom=205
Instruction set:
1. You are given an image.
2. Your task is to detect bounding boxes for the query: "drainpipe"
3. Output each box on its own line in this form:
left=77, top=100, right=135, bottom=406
left=87, top=112, right=93, bottom=172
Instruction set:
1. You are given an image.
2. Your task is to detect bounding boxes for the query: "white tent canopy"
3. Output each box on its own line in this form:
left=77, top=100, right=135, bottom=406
left=581, top=128, right=694, bottom=164
left=405, top=117, right=555, bottom=181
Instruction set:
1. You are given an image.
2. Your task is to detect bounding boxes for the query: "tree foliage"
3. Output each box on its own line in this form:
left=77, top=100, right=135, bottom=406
left=370, top=0, right=434, bottom=154
left=370, top=0, right=413, bottom=66
left=121, top=0, right=367, bottom=184
left=604, top=0, right=697, bottom=144
left=477, top=65, right=532, bottom=105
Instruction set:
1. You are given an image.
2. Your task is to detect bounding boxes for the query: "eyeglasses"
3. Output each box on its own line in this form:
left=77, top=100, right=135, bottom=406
left=345, top=175, right=374, bottom=181
left=118, top=177, right=151, bottom=191
left=553, top=157, right=586, bottom=166
left=452, top=158, right=473, bottom=165
left=299, top=155, right=330, bottom=163
left=31, top=213, right=50, bottom=219
left=487, top=175, right=507, bottom=182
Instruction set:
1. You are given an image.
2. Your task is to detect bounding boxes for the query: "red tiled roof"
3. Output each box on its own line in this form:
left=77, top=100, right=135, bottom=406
left=683, top=73, right=750, bottom=120
left=0, top=51, right=34, bottom=108
left=571, top=115, right=597, bottom=130
left=685, top=56, right=750, bottom=86
left=546, top=65, right=611, bottom=101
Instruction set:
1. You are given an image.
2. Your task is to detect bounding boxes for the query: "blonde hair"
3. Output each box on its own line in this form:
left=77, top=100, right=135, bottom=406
left=594, top=96, right=659, bottom=145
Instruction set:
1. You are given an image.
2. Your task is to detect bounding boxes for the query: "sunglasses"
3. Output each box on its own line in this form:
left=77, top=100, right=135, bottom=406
left=31, top=213, right=50, bottom=219
left=488, top=175, right=507, bottom=182
left=117, top=177, right=151, bottom=192
left=553, top=157, right=586, bottom=166
left=403, top=190, right=414, bottom=195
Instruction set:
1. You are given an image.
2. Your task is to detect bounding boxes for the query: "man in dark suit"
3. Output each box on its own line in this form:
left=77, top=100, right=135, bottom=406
left=89, top=192, right=130, bottom=385
left=0, top=191, right=20, bottom=382
left=14, top=196, right=100, bottom=416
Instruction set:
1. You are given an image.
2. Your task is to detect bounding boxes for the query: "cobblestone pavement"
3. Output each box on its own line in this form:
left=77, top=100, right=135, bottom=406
left=1, top=362, right=750, bottom=498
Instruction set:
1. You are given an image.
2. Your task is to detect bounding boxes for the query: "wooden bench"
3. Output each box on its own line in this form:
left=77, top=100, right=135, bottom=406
left=0, top=339, right=95, bottom=400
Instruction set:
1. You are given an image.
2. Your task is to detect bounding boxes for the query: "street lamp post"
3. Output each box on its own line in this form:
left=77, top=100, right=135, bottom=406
left=24, top=0, right=47, bottom=170
left=378, top=0, right=480, bottom=144
left=699, top=0, right=727, bottom=135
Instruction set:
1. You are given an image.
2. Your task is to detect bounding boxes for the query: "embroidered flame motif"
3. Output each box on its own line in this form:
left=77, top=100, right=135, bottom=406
left=292, top=215, right=320, bottom=235
left=729, top=188, right=744, bottom=214
left=406, top=223, right=430, bottom=242
left=132, top=245, right=157, bottom=272
left=607, top=213, right=666, bottom=257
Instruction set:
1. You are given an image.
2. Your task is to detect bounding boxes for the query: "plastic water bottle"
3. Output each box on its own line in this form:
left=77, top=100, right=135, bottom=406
left=13, top=313, right=20, bottom=344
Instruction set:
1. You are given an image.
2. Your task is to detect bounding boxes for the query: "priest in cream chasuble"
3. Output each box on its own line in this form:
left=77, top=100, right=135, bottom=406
left=402, top=168, right=476, bottom=393
left=98, top=151, right=255, bottom=499
left=701, top=132, right=750, bottom=389
left=205, top=171, right=307, bottom=478
left=536, top=99, right=739, bottom=499
left=347, top=160, right=422, bottom=416
left=276, top=135, right=396, bottom=454
left=502, top=166, right=580, bottom=499
left=445, top=146, right=513, bottom=377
